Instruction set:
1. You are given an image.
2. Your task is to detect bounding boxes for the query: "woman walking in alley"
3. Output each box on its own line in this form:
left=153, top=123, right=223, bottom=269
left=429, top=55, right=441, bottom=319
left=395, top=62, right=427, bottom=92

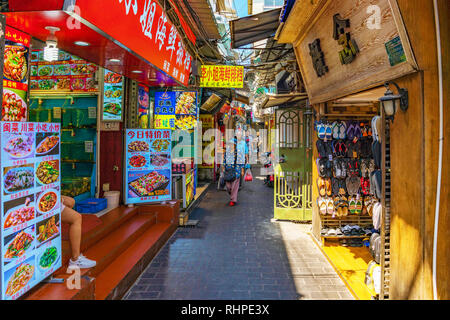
left=222, top=128, right=248, bottom=206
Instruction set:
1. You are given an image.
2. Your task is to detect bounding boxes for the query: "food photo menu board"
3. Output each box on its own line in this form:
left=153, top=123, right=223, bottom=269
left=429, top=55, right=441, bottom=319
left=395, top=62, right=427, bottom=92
left=102, top=69, right=123, bottom=121
left=154, top=91, right=198, bottom=130
left=30, top=49, right=98, bottom=92
left=0, top=122, right=62, bottom=300
left=125, top=129, right=172, bottom=205
left=2, top=26, right=31, bottom=122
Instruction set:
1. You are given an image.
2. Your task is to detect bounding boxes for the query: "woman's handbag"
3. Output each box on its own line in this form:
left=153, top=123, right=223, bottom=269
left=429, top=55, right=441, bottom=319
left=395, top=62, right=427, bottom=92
left=224, top=166, right=236, bottom=182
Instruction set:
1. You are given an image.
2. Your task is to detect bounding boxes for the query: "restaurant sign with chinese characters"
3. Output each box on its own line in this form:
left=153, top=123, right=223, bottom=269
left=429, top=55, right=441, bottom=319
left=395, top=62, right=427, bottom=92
left=75, top=0, right=192, bottom=86
left=290, top=0, right=418, bottom=104
left=200, top=65, right=244, bottom=88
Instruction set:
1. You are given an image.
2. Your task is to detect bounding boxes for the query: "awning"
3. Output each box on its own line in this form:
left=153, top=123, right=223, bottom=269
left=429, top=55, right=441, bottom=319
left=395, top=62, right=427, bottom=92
left=260, top=93, right=308, bottom=109
left=201, top=93, right=222, bottom=112
left=230, top=8, right=281, bottom=48
left=235, top=92, right=250, bottom=105
left=332, top=86, right=386, bottom=104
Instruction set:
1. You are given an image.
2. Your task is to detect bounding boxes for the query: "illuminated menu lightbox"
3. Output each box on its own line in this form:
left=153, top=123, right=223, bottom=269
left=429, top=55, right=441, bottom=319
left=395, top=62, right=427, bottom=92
left=0, top=121, right=62, bottom=300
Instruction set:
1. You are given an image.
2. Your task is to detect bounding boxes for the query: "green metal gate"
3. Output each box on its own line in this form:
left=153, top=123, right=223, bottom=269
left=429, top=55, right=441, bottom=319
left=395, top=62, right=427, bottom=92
left=274, top=108, right=312, bottom=221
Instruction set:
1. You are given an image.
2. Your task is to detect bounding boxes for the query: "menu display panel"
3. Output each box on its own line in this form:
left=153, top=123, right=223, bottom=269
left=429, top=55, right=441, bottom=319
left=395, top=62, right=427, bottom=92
left=125, top=129, right=172, bottom=205
left=154, top=91, right=198, bottom=130
left=0, top=121, right=62, bottom=300
left=102, top=69, right=123, bottom=121
left=2, top=26, right=31, bottom=122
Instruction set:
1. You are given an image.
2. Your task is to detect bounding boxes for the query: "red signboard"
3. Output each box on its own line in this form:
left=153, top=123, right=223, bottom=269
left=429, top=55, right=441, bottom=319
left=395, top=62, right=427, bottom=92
left=75, top=0, right=192, bottom=86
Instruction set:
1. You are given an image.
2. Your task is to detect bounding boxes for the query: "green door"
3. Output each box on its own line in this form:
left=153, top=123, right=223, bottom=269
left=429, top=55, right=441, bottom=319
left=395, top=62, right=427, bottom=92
left=274, top=108, right=312, bottom=221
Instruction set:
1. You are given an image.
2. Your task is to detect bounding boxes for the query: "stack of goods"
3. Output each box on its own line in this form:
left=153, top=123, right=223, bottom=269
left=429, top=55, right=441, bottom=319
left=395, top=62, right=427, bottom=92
left=315, top=118, right=384, bottom=244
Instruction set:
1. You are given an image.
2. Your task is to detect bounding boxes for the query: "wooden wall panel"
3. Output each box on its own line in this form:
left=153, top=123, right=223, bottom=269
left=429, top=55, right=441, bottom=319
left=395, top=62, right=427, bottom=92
left=294, top=0, right=418, bottom=104
left=389, top=0, right=449, bottom=299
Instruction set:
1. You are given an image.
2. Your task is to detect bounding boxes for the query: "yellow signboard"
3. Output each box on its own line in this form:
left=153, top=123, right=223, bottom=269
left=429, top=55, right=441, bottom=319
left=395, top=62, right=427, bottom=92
left=154, top=115, right=176, bottom=129
left=200, top=65, right=244, bottom=88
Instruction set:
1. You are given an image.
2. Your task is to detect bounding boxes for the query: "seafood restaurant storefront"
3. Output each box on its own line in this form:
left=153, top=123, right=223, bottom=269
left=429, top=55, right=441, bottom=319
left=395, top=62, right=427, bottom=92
left=0, top=0, right=195, bottom=300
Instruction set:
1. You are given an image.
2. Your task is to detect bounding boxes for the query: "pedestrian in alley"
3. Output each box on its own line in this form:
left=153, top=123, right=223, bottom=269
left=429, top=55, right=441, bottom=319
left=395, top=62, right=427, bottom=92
left=222, top=128, right=248, bottom=206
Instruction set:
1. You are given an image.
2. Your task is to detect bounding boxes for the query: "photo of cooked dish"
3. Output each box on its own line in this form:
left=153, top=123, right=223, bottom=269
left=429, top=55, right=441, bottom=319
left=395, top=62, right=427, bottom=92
left=30, top=81, right=39, bottom=90
left=150, top=155, right=169, bottom=167
left=3, top=133, right=34, bottom=159
left=71, top=64, right=90, bottom=75
left=31, top=65, right=38, bottom=77
left=129, top=155, right=147, bottom=168
left=71, top=78, right=85, bottom=90
left=128, top=140, right=149, bottom=152
left=39, top=246, right=58, bottom=270
left=151, top=139, right=170, bottom=152
left=36, top=160, right=59, bottom=185
left=37, top=215, right=59, bottom=244
left=2, top=90, right=27, bottom=122
left=175, top=115, right=197, bottom=130
left=38, top=79, right=56, bottom=90
left=129, top=171, right=169, bottom=197
left=56, top=78, right=71, bottom=90
left=36, top=134, right=59, bottom=155
left=53, top=64, right=70, bottom=76
left=3, top=45, right=28, bottom=82
left=4, top=230, right=35, bottom=259
left=5, top=263, right=34, bottom=297
left=175, top=92, right=196, bottom=115
left=37, top=190, right=59, bottom=214
left=31, top=51, right=39, bottom=61
left=103, top=102, right=121, bottom=115
left=3, top=198, right=35, bottom=229
left=3, top=166, right=34, bottom=194
left=85, top=77, right=96, bottom=90
left=38, top=65, right=53, bottom=77
left=104, top=72, right=122, bottom=83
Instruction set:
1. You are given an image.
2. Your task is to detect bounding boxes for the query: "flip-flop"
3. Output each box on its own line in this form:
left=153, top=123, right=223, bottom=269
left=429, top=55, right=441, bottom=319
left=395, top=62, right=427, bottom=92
left=339, top=121, right=347, bottom=140
left=333, top=159, right=342, bottom=178
left=325, top=178, right=332, bottom=197
left=317, top=122, right=326, bottom=140
left=318, top=197, right=328, bottom=215
left=338, top=178, right=347, bottom=195
left=316, top=140, right=327, bottom=158
left=332, top=121, right=340, bottom=140
left=326, top=197, right=334, bottom=215
left=339, top=195, right=349, bottom=216
left=317, top=177, right=327, bottom=197
left=360, top=177, right=371, bottom=195
left=348, top=196, right=356, bottom=214
left=333, top=196, right=341, bottom=218
left=331, top=177, right=340, bottom=196
left=318, top=158, right=328, bottom=177
left=325, top=123, right=333, bottom=141
left=355, top=198, right=363, bottom=215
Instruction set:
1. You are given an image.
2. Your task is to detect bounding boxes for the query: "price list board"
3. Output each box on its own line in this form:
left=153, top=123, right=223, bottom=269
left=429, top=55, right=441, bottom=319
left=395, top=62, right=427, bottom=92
left=0, top=122, right=62, bottom=300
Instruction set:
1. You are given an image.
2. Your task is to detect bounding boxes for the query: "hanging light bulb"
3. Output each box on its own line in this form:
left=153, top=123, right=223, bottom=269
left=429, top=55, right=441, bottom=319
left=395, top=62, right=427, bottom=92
left=44, top=26, right=60, bottom=62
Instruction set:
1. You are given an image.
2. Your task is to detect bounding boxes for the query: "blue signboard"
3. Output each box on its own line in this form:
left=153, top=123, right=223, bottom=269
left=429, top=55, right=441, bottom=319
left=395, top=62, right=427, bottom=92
left=0, top=121, right=62, bottom=300
left=125, top=129, right=172, bottom=204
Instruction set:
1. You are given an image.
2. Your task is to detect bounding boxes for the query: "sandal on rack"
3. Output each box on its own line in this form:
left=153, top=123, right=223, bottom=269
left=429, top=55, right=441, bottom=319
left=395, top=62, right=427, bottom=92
left=326, top=197, right=334, bottom=215
left=317, top=177, right=327, bottom=197
left=355, top=198, right=363, bottom=215
left=317, top=197, right=328, bottom=215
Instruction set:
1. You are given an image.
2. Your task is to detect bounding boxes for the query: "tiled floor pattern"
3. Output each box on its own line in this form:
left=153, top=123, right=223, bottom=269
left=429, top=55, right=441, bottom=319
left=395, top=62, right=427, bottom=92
left=123, top=176, right=354, bottom=300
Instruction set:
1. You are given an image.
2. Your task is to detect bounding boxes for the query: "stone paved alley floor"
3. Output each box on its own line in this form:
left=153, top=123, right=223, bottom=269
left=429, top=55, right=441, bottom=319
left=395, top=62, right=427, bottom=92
left=123, top=173, right=354, bottom=300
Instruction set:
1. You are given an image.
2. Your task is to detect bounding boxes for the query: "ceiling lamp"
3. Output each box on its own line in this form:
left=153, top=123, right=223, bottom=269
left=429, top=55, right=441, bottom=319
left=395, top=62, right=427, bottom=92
left=43, top=26, right=60, bottom=62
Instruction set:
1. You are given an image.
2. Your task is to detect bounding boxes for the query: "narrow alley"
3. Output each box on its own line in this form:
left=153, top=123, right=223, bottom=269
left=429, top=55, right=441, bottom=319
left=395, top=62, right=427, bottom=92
left=123, top=171, right=354, bottom=300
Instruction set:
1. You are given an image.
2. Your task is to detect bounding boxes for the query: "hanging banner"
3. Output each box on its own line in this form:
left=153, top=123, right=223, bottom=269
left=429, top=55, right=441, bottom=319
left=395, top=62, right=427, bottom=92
left=125, top=129, right=172, bottom=204
left=29, top=49, right=98, bottom=92
left=154, top=91, right=198, bottom=130
left=0, top=121, right=62, bottom=300
left=200, top=65, right=244, bottom=88
left=199, top=114, right=214, bottom=168
left=75, top=0, right=192, bottom=86
left=102, top=69, right=124, bottom=122
left=138, top=85, right=150, bottom=129
left=2, top=26, right=31, bottom=122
